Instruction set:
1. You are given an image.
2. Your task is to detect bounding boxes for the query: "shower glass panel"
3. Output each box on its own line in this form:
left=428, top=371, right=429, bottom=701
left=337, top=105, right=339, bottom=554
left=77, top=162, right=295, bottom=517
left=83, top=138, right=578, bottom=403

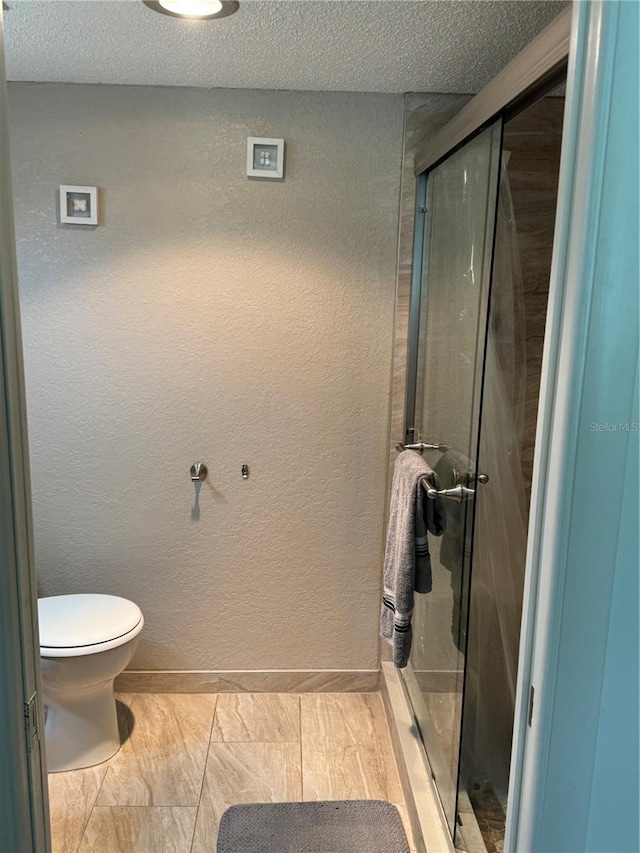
left=457, top=93, right=564, bottom=853
left=402, top=120, right=502, bottom=837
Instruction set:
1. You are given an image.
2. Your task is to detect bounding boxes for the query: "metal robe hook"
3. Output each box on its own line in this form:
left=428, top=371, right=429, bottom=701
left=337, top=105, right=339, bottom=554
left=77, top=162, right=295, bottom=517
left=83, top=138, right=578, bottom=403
left=190, top=463, right=208, bottom=482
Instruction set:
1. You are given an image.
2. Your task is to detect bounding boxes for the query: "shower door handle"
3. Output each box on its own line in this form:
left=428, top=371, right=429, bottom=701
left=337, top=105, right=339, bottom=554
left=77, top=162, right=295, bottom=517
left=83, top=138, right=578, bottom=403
left=424, top=483, right=476, bottom=503
left=423, top=476, right=489, bottom=502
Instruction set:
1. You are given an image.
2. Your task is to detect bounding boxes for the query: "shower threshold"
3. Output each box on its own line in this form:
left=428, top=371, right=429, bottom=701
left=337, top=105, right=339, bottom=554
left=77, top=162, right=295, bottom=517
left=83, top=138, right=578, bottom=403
left=381, top=663, right=490, bottom=853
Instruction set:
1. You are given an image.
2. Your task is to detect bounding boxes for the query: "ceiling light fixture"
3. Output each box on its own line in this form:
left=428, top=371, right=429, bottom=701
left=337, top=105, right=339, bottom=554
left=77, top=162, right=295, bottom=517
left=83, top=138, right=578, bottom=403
left=143, top=0, right=239, bottom=20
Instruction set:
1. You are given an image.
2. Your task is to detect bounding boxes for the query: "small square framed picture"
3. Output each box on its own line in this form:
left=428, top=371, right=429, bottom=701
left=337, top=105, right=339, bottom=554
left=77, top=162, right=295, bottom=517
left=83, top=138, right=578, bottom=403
left=247, top=138, right=285, bottom=180
left=59, top=185, right=99, bottom=225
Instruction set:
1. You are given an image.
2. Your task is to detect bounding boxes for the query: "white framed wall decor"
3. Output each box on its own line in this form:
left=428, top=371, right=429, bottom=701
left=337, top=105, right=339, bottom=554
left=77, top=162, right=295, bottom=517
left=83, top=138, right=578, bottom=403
left=246, top=138, right=285, bottom=180
left=59, top=185, right=98, bottom=225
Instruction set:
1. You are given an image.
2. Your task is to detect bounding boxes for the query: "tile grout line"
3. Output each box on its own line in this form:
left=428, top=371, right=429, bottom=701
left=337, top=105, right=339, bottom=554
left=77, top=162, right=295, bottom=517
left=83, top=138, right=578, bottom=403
left=85, top=804, right=201, bottom=809
left=189, top=693, right=218, bottom=853
left=79, top=803, right=198, bottom=813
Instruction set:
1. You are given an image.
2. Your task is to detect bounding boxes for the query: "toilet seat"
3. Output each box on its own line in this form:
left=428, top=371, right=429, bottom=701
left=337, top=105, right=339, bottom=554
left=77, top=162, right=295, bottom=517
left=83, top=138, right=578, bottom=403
left=39, top=594, right=144, bottom=658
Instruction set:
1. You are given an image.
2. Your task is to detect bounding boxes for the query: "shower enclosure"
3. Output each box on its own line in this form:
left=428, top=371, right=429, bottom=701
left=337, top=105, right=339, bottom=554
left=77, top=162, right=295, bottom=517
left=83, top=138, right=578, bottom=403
left=399, top=79, right=565, bottom=852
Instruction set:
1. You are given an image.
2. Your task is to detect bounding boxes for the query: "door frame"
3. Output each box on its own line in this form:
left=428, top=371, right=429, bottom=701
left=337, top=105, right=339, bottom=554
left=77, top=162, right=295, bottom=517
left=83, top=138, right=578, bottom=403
left=505, top=1, right=639, bottom=848
left=0, top=7, right=50, bottom=853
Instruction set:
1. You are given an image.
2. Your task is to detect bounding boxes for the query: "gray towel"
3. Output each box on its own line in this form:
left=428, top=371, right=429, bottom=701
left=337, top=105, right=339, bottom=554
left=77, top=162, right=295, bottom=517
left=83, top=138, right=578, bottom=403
left=380, top=450, right=446, bottom=668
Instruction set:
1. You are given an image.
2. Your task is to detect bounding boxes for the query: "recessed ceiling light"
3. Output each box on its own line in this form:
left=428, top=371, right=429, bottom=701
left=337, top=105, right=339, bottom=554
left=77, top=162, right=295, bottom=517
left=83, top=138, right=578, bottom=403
left=143, top=0, right=239, bottom=20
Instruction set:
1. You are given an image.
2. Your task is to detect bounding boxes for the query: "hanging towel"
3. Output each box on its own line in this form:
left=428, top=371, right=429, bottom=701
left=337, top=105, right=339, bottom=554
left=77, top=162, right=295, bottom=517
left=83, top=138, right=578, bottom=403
left=380, top=450, right=446, bottom=668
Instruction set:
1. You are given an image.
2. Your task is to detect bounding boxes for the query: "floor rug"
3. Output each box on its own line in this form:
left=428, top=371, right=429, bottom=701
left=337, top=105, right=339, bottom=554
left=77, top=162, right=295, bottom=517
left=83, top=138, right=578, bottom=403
left=216, top=799, right=410, bottom=853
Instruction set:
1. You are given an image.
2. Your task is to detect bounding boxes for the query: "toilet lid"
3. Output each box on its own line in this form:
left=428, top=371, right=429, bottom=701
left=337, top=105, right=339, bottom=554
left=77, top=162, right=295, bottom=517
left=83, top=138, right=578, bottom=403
left=38, top=594, right=143, bottom=649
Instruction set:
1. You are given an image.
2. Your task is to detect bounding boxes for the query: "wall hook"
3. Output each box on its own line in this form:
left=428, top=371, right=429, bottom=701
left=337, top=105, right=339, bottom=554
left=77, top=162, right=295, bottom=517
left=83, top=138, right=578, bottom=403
left=190, top=462, right=208, bottom=482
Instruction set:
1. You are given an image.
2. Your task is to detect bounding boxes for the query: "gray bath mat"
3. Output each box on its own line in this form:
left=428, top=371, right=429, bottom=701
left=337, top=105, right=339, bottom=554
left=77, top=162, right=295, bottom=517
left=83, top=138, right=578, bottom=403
left=216, top=800, right=410, bottom=853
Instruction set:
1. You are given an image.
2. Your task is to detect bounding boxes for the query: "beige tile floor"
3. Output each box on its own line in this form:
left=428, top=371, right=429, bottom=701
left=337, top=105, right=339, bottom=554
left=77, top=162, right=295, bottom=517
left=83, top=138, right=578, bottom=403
left=48, top=692, right=417, bottom=853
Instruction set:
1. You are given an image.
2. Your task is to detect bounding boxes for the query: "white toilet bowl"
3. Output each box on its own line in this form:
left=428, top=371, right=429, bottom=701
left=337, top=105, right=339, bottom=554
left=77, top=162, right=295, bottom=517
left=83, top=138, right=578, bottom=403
left=38, top=594, right=144, bottom=773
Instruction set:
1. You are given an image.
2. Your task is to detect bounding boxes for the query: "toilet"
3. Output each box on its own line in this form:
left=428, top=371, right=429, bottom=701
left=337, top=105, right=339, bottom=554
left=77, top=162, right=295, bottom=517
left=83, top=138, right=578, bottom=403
left=38, top=593, right=144, bottom=773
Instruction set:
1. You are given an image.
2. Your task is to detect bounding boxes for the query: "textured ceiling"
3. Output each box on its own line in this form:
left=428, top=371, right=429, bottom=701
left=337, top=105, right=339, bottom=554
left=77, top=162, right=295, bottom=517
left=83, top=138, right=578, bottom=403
left=4, top=0, right=566, bottom=94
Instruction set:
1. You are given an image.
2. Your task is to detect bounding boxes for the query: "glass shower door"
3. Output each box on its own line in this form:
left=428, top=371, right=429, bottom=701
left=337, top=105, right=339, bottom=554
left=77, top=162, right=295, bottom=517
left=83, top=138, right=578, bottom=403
left=402, top=120, right=502, bottom=836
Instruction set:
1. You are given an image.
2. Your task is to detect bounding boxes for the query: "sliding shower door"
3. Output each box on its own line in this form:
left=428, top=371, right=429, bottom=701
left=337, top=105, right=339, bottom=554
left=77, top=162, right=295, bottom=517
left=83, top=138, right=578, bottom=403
left=402, top=120, right=502, bottom=836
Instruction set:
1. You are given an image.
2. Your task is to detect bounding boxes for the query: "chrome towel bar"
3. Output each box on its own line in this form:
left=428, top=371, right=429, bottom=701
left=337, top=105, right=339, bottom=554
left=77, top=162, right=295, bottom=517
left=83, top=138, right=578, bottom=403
left=395, top=441, right=450, bottom=453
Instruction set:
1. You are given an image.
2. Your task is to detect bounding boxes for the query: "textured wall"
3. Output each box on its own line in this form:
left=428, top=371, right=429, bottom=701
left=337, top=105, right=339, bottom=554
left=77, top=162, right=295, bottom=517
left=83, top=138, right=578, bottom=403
left=8, top=82, right=404, bottom=671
